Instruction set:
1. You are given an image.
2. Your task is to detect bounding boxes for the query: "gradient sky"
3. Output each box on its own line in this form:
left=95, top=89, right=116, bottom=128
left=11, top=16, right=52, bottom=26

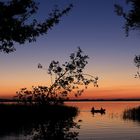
left=0, top=0, right=140, bottom=99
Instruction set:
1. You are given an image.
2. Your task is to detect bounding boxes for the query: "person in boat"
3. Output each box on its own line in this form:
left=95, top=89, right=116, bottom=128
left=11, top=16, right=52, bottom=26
left=91, top=107, right=105, bottom=112
left=101, top=107, right=103, bottom=111
left=91, top=107, right=94, bottom=111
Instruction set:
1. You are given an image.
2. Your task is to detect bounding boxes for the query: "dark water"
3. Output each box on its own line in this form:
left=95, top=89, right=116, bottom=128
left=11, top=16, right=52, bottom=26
left=1, top=101, right=140, bottom=140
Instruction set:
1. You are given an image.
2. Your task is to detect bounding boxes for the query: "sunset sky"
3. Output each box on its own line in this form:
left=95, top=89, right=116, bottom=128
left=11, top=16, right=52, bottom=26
left=0, top=0, right=140, bottom=99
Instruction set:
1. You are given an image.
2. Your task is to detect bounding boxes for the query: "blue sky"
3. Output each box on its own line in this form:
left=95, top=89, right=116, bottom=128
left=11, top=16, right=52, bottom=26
left=0, top=0, right=140, bottom=98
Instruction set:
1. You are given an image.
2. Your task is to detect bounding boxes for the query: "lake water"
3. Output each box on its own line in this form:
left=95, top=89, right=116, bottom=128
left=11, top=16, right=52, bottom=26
left=1, top=101, right=140, bottom=140
left=66, top=101, right=140, bottom=140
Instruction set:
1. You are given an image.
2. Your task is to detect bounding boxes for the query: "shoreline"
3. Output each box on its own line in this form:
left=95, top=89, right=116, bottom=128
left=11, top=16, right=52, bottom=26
left=1, top=98, right=140, bottom=102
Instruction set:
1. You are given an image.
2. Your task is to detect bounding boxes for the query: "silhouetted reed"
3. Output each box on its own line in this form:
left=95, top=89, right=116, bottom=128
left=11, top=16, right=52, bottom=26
left=123, top=106, right=140, bottom=122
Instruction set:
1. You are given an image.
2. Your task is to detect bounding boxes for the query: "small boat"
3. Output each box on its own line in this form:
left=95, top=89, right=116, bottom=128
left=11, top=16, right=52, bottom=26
left=91, top=107, right=105, bottom=114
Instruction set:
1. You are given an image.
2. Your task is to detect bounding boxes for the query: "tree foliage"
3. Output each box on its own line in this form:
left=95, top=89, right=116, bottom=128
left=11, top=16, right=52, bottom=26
left=115, top=1, right=140, bottom=78
left=114, top=0, right=140, bottom=36
left=134, top=55, right=140, bottom=78
left=0, top=0, right=73, bottom=53
left=15, top=47, right=98, bottom=105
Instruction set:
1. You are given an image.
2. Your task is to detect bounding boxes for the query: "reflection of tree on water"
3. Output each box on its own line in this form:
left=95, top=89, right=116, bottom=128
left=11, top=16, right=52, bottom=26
left=0, top=104, right=80, bottom=140
left=123, top=106, right=140, bottom=123
left=29, top=117, right=80, bottom=140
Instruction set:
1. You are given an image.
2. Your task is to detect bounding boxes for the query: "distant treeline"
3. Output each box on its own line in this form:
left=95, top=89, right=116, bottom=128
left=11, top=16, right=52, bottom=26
left=1, top=98, right=140, bottom=102
left=65, top=98, right=140, bottom=102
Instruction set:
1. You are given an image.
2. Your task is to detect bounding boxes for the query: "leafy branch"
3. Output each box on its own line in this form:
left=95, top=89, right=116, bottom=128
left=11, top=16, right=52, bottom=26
left=0, top=0, right=73, bottom=53
left=15, top=47, right=98, bottom=105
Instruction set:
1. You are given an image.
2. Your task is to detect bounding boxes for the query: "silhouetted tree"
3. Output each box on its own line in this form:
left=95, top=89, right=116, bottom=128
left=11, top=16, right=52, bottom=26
left=0, top=0, right=73, bottom=53
left=114, top=1, right=140, bottom=78
left=16, top=47, right=98, bottom=105
left=114, top=0, right=140, bottom=36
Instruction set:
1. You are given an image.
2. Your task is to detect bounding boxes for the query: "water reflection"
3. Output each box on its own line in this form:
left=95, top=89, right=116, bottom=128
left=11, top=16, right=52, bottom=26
left=28, top=117, right=80, bottom=140
left=2, top=102, right=140, bottom=139
left=0, top=105, right=80, bottom=140
left=123, top=106, right=140, bottom=123
left=66, top=102, right=140, bottom=140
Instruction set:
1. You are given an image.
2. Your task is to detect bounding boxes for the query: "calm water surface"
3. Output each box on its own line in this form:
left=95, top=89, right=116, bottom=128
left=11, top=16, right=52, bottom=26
left=66, top=101, right=140, bottom=140
left=1, top=101, right=140, bottom=140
